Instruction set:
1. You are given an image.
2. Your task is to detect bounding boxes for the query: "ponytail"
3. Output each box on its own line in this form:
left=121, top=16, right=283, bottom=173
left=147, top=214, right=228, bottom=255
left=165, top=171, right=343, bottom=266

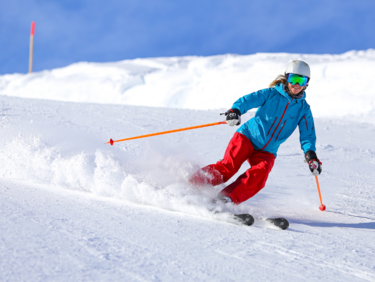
left=269, top=74, right=287, bottom=88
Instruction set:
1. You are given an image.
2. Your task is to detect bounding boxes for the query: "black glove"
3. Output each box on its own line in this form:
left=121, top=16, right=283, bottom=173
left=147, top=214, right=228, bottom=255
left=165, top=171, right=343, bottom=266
left=223, top=108, right=241, bottom=126
left=305, top=150, right=322, bottom=176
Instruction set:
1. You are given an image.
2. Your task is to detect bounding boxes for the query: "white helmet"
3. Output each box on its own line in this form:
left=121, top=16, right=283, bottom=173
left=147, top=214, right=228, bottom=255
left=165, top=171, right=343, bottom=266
left=285, top=60, right=310, bottom=78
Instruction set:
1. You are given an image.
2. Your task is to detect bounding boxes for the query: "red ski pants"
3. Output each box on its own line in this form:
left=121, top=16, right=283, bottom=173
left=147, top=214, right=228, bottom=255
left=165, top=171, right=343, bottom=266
left=191, top=132, right=275, bottom=204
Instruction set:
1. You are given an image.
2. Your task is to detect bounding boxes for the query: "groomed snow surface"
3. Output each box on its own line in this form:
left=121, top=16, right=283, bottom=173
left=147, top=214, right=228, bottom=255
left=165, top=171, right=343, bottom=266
left=1, top=51, right=375, bottom=281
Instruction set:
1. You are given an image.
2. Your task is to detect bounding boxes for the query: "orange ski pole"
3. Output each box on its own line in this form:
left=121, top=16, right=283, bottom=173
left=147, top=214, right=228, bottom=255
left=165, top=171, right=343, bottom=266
left=107, top=121, right=227, bottom=145
left=315, top=175, right=326, bottom=211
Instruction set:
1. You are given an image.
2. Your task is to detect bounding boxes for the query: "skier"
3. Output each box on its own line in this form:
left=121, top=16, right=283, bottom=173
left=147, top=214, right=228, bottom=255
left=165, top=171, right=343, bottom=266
left=190, top=60, right=322, bottom=205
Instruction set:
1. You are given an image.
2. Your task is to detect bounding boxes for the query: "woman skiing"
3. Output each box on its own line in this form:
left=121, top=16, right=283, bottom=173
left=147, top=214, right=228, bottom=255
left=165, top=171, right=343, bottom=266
left=191, top=60, right=322, bottom=205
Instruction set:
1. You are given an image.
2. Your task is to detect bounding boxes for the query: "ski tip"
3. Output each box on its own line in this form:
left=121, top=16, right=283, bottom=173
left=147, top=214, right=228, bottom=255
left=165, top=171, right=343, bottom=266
left=234, top=214, right=255, bottom=226
left=266, top=218, right=289, bottom=230
left=109, top=139, right=114, bottom=146
left=278, top=219, right=289, bottom=230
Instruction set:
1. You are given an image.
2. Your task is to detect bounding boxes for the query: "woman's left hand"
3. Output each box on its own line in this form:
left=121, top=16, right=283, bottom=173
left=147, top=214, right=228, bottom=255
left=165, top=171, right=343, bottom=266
left=305, top=151, right=322, bottom=176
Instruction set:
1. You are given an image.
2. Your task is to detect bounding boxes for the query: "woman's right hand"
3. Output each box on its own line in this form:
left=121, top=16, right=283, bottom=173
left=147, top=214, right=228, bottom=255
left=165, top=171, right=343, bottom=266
left=224, top=108, right=241, bottom=126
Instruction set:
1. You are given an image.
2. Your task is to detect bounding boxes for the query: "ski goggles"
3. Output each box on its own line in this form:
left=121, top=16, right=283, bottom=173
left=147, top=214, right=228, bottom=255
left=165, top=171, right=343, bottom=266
left=287, top=73, right=309, bottom=87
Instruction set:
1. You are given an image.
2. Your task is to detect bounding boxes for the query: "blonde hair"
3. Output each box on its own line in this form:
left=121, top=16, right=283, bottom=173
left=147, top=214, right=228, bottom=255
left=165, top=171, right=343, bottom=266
left=269, top=74, right=287, bottom=88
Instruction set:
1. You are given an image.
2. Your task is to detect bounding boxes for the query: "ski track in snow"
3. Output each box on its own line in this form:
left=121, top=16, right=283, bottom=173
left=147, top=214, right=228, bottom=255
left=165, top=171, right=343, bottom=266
left=1, top=53, right=375, bottom=280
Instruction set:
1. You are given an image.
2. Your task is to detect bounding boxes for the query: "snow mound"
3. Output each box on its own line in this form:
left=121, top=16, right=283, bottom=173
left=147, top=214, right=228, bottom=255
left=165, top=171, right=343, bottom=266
left=1, top=50, right=375, bottom=118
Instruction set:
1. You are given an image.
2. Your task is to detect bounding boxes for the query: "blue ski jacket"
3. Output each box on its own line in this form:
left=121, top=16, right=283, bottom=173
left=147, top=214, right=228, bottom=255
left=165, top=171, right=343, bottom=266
left=233, top=83, right=316, bottom=158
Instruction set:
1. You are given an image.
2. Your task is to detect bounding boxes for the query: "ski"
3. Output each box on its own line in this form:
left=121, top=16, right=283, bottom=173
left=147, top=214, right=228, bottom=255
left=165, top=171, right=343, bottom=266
left=265, top=217, right=289, bottom=230
left=233, top=214, right=255, bottom=226
left=233, top=214, right=289, bottom=230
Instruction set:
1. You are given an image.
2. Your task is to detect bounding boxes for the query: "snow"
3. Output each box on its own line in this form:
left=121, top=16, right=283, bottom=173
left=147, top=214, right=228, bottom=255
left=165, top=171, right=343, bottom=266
left=2, top=49, right=375, bottom=118
left=1, top=51, right=375, bottom=281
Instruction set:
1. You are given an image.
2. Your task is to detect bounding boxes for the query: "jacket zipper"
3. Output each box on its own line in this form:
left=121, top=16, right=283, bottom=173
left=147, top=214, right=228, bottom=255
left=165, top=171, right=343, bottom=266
left=261, top=99, right=291, bottom=150
left=275, top=120, right=287, bottom=141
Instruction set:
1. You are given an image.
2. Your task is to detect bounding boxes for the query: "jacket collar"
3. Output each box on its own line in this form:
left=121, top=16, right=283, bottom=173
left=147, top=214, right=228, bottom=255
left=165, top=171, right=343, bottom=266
left=275, top=83, right=306, bottom=101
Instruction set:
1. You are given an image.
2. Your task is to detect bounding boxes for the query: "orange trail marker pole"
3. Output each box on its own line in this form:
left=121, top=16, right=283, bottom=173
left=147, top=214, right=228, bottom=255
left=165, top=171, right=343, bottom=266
left=315, top=175, right=326, bottom=211
left=29, top=21, right=35, bottom=73
left=107, top=121, right=227, bottom=145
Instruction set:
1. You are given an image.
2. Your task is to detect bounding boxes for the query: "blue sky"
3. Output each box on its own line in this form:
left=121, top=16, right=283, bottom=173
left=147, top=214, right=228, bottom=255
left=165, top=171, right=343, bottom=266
left=1, top=0, right=375, bottom=74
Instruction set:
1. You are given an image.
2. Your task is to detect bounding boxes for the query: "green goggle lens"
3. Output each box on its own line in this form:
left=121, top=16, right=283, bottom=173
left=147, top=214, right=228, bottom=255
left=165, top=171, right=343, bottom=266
left=287, top=74, right=309, bottom=86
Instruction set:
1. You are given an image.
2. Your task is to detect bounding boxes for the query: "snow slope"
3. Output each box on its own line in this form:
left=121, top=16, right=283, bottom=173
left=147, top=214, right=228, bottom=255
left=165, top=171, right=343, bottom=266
left=1, top=51, right=375, bottom=281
